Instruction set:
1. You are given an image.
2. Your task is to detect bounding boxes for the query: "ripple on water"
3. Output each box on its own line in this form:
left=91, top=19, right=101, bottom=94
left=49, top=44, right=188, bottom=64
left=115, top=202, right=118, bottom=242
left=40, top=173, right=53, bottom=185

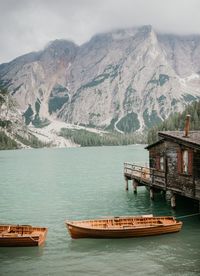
left=0, top=146, right=200, bottom=276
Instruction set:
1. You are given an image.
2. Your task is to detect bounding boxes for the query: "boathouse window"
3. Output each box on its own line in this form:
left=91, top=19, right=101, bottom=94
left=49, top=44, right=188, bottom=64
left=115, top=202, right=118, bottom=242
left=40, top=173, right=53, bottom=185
left=160, top=156, right=164, bottom=171
left=182, top=150, right=188, bottom=174
left=155, top=156, right=164, bottom=171
left=177, top=149, right=193, bottom=175
left=150, top=157, right=155, bottom=169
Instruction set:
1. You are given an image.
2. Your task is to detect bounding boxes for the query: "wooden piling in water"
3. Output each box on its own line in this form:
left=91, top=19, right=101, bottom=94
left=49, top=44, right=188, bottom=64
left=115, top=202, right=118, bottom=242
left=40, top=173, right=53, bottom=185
left=125, top=177, right=129, bottom=191
left=171, top=193, right=176, bottom=208
left=132, top=179, right=137, bottom=193
left=150, top=188, right=154, bottom=200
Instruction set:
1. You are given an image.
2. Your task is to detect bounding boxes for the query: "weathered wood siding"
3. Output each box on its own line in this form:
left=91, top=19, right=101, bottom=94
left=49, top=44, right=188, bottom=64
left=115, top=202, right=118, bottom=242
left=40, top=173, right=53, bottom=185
left=194, top=150, right=200, bottom=199
left=149, top=142, right=165, bottom=169
left=149, top=140, right=200, bottom=200
left=165, top=141, right=194, bottom=198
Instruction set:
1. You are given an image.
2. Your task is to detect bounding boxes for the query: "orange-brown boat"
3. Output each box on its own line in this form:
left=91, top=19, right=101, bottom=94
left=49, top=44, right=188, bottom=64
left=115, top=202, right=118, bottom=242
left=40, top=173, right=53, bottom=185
left=0, top=224, right=48, bottom=246
left=65, top=215, right=182, bottom=239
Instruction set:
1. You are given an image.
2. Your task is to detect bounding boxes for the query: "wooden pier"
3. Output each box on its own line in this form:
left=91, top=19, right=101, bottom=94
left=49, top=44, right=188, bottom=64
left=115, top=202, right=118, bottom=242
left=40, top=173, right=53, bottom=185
left=124, top=163, right=151, bottom=185
left=124, top=163, right=165, bottom=187
left=123, top=127, right=200, bottom=209
left=124, top=163, right=166, bottom=193
left=124, top=162, right=200, bottom=208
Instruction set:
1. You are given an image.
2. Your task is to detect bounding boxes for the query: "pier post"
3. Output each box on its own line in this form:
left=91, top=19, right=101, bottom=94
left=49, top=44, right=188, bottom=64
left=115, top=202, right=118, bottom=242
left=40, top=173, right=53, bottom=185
left=125, top=177, right=129, bottom=191
left=150, top=188, right=154, bottom=200
left=170, top=193, right=176, bottom=208
left=132, top=179, right=137, bottom=194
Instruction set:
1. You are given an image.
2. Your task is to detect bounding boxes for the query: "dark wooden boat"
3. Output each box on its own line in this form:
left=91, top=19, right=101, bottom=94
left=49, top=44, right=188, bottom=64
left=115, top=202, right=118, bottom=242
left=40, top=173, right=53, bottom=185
left=65, top=215, right=182, bottom=239
left=0, top=224, right=48, bottom=246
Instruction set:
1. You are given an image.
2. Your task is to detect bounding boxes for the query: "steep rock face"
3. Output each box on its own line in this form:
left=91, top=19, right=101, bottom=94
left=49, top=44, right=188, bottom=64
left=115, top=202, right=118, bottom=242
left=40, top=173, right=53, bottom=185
left=0, top=40, right=78, bottom=121
left=158, top=34, right=200, bottom=77
left=0, top=88, right=34, bottom=148
left=59, top=26, right=200, bottom=130
left=0, top=26, right=200, bottom=132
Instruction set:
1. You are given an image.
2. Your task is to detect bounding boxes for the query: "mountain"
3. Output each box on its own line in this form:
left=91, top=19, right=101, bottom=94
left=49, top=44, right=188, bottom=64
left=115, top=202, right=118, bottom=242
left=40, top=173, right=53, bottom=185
left=0, top=25, right=200, bottom=135
left=0, top=86, right=42, bottom=149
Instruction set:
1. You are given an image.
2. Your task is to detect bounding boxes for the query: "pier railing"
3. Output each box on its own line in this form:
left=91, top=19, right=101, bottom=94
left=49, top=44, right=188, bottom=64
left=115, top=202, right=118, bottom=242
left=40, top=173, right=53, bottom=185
left=124, top=163, right=151, bottom=181
left=124, top=162, right=166, bottom=187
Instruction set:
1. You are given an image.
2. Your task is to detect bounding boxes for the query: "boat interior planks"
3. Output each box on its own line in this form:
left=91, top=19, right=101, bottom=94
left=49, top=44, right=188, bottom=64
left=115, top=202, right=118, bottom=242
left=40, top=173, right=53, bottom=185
left=0, top=224, right=48, bottom=246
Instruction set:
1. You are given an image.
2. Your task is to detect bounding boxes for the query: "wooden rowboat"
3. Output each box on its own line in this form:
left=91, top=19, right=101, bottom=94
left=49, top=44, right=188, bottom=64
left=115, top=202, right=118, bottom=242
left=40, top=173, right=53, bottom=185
left=65, top=215, right=182, bottom=239
left=0, top=224, right=48, bottom=246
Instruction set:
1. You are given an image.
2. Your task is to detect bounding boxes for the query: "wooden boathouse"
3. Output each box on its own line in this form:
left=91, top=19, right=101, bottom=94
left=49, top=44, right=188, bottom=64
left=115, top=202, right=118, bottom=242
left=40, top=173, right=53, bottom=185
left=124, top=116, right=200, bottom=208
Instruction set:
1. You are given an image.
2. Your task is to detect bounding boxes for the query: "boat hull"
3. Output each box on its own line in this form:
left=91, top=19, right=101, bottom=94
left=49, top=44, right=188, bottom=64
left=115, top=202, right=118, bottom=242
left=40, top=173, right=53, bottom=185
left=65, top=216, right=182, bottom=239
left=0, top=225, right=48, bottom=247
left=0, top=236, right=40, bottom=246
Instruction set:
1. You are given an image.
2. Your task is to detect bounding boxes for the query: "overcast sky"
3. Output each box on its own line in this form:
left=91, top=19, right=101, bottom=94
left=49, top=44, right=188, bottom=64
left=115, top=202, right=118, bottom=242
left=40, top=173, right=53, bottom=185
left=0, top=0, right=200, bottom=63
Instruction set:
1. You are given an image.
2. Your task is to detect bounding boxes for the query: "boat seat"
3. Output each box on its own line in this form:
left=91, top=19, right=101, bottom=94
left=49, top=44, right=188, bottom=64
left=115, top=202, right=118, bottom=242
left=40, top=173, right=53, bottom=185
left=1, top=230, right=9, bottom=236
left=0, top=226, right=11, bottom=235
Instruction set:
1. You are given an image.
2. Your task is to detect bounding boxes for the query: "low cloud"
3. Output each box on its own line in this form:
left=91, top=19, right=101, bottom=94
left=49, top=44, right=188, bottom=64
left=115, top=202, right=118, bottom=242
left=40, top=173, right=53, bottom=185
left=0, top=0, right=200, bottom=63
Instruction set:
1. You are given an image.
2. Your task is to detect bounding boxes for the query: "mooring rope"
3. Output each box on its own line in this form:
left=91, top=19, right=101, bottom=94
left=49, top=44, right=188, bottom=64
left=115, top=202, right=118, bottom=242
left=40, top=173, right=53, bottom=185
left=176, top=213, right=200, bottom=219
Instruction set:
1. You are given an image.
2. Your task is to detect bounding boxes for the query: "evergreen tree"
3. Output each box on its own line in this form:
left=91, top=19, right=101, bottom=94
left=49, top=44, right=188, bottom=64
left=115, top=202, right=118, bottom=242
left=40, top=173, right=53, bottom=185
left=148, top=100, right=200, bottom=144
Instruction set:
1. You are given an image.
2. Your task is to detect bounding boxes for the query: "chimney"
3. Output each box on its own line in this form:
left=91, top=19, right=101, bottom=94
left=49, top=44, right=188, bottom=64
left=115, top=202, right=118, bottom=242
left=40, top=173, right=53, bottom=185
left=183, top=114, right=190, bottom=137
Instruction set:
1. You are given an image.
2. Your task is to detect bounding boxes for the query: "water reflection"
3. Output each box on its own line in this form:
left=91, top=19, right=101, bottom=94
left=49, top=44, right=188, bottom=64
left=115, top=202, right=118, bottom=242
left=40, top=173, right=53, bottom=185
left=67, top=236, right=150, bottom=254
left=0, top=245, right=45, bottom=261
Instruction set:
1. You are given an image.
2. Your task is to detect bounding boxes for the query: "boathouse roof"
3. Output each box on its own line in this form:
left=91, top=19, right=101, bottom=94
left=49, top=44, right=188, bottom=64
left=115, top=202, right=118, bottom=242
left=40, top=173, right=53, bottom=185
left=146, top=131, right=200, bottom=150
left=145, top=139, right=164, bottom=150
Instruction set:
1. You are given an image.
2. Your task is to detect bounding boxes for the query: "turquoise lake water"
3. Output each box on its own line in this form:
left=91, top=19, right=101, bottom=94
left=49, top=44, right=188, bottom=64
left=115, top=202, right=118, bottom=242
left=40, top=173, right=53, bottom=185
left=0, top=145, right=199, bottom=276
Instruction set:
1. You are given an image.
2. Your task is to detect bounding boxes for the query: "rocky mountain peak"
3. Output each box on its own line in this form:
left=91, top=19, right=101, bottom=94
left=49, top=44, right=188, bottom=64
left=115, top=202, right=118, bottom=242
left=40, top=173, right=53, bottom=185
left=0, top=25, right=200, bottom=134
left=41, top=39, right=78, bottom=61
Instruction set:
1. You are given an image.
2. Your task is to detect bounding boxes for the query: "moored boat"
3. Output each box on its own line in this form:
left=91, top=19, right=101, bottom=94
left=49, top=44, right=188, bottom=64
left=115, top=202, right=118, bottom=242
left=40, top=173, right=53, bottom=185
left=65, top=215, right=182, bottom=239
left=0, top=224, right=48, bottom=246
